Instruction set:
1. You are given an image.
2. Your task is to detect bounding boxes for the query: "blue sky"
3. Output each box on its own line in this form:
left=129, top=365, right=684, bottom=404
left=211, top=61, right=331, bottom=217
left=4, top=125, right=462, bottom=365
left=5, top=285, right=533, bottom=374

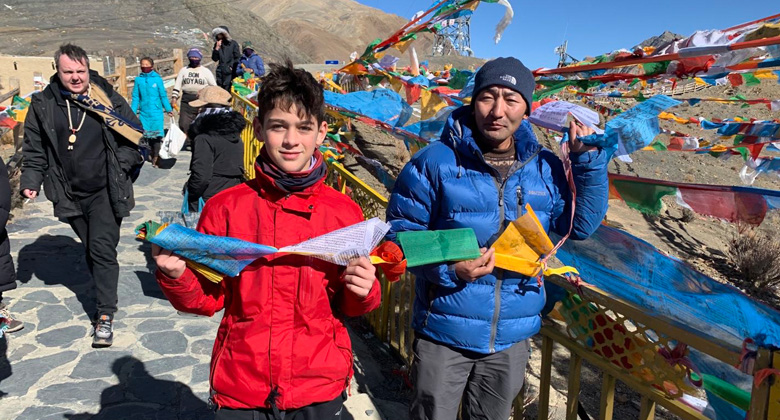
left=357, top=1, right=779, bottom=69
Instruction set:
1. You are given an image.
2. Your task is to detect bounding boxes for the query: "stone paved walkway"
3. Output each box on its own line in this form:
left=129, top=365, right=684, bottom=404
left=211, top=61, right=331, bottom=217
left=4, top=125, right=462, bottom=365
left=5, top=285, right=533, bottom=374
left=0, top=151, right=395, bottom=420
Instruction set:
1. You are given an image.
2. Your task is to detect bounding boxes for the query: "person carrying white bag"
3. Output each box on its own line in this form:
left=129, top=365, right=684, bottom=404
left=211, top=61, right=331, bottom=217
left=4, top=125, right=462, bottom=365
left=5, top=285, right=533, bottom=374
left=158, top=116, right=187, bottom=160
left=184, top=86, right=245, bottom=212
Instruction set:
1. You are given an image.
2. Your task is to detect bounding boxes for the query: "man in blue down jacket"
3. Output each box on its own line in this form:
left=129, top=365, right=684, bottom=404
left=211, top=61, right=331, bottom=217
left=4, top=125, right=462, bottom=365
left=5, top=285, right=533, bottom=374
left=386, top=57, right=609, bottom=420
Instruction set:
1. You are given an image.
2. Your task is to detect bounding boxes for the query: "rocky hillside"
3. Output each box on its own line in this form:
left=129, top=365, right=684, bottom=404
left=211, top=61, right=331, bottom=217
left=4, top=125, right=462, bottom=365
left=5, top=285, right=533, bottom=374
left=0, top=0, right=433, bottom=65
left=235, top=0, right=434, bottom=63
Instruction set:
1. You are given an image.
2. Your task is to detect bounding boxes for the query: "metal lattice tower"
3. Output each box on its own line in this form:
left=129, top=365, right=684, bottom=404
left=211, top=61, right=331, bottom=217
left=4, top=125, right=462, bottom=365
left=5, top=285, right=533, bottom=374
left=432, top=16, right=473, bottom=57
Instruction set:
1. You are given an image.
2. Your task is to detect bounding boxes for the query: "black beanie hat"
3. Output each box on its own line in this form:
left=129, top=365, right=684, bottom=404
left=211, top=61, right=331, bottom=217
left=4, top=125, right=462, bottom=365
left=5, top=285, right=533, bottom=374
left=472, top=57, right=535, bottom=115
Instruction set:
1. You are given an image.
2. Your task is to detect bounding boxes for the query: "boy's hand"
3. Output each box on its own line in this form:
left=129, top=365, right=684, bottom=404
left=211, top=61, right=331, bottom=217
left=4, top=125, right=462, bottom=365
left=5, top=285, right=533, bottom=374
left=343, top=257, right=376, bottom=298
left=152, top=244, right=186, bottom=279
left=453, top=247, right=495, bottom=282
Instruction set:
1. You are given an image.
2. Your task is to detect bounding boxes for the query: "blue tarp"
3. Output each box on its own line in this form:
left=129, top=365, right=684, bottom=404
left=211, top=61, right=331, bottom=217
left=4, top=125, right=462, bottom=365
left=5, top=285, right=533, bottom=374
left=324, top=89, right=413, bottom=127
left=555, top=225, right=780, bottom=349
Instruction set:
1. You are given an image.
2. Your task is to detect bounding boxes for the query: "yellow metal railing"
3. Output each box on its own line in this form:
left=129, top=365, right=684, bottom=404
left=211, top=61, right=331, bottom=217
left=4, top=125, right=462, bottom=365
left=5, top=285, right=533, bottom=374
left=231, top=91, right=780, bottom=419
left=232, top=93, right=261, bottom=180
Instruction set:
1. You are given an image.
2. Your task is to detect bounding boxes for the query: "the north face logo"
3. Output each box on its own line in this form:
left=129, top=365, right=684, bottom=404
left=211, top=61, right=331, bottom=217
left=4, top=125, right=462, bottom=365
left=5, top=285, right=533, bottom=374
left=500, top=74, right=516, bottom=85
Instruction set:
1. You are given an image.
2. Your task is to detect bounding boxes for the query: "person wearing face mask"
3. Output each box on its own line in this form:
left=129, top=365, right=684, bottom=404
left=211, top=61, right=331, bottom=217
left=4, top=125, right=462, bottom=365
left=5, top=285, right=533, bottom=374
left=131, top=57, right=173, bottom=167
left=172, top=48, right=216, bottom=135
left=235, top=41, right=265, bottom=78
left=211, top=26, right=241, bottom=91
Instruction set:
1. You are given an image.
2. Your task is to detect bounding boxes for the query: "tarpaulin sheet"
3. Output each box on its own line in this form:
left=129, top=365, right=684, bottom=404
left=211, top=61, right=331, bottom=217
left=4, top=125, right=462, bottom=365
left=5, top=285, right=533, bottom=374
left=555, top=225, right=780, bottom=348
left=324, top=89, right=413, bottom=127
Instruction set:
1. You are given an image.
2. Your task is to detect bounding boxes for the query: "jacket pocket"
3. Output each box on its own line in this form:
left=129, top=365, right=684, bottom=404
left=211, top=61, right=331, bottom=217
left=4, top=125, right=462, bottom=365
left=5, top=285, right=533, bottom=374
left=42, top=172, right=60, bottom=204
left=331, top=319, right=353, bottom=385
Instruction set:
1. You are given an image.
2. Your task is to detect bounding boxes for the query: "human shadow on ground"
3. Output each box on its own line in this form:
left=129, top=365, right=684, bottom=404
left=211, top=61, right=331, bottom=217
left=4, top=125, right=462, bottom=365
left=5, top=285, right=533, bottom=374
left=64, top=356, right=212, bottom=420
left=134, top=241, right=166, bottom=300
left=16, top=234, right=97, bottom=318
left=0, top=335, right=10, bottom=398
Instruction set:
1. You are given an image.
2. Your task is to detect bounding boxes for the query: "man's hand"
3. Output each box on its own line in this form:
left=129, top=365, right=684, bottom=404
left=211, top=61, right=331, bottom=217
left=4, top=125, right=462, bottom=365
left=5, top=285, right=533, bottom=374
left=453, top=247, right=495, bottom=282
left=152, top=244, right=186, bottom=279
left=22, top=189, right=37, bottom=199
left=568, top=120, right=598, bottom=154
left=343, top=256, right=376, bottom=298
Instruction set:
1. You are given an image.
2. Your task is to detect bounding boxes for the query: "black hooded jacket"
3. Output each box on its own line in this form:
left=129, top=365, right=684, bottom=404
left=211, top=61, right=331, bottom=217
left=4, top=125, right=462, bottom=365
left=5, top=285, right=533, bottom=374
left=186, top=110, right=245, bottom=209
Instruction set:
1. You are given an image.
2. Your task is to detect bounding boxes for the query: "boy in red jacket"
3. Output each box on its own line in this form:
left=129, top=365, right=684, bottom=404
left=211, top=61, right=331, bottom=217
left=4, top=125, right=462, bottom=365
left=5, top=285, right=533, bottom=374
left=152, top=60, right=381, bottom=420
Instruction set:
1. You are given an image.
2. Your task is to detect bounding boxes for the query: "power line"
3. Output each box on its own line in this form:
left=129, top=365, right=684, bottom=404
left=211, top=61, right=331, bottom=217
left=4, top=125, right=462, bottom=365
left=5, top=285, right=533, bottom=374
left=1, top=0, right=234, bottom=36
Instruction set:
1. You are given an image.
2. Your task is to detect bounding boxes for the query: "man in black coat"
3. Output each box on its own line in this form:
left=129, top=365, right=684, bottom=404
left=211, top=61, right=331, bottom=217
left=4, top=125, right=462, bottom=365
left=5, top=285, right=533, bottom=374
left=20, top=44, right=143, bottom=348
left=211, top=26, right=241, bottom=91
left=0, top=157, right=22, bottom=333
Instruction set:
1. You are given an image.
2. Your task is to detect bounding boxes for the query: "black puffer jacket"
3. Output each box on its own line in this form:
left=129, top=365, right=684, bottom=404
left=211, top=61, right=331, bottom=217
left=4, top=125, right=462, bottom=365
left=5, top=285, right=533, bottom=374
left=20, top=72, right=143, bottom=219
left=0, top=157, right=15, bottom=294
left=186, top=110, right=245, bottom=210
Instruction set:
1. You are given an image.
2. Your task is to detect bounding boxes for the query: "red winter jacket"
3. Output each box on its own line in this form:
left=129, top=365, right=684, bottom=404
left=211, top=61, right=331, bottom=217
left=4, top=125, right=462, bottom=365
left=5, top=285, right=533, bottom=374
left=156, top=167, right=381, bottom=410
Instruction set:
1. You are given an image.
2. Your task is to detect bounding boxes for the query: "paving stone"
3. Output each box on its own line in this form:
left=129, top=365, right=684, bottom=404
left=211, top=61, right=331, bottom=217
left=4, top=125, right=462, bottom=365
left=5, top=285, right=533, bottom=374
left=36, top=304, right=74, bottom=330
left=70, top=350, right=133, bottom=380
left=190, top=339, right=214, bottom=356
left=9, top=299, right=39, bottom=314
left=181, top=324, right=214, bottom=338
left=8, top=343, right=38, bottom=362
left=8, top=217, right=60, bottom=233
left=1, top=351, right=78, bottom=396
left=37, top=379, right=111, bottom=404
left=6, top=321, right=36, bottom=338
left=137, top=319, right=174, bottom=333
left=140, top=331, right=187, bottom=355
left=21, top=290, right=59, bottom=304
left=81, top=402, right=170, bottom=420
left=144, top=356, right=199, bottom=376
left=124, top=310, right=172, bottom=318
left=191, top=363, right=210, bottom=384
left=36, top=325, right=88, bottom=348
left=15, top=406, right=73, bottom=420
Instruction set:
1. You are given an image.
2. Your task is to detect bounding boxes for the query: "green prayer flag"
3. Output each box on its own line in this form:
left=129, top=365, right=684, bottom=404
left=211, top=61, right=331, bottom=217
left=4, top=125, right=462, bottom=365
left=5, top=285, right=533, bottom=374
left=648, top=140, right=667, bottom=151
left=742, top=73, right=760, bottom=86
left=397, top=228, right=481, bottom=268
left=612, top=179, right=677, bottom=214
left=642, top=61, right=670, bottom=76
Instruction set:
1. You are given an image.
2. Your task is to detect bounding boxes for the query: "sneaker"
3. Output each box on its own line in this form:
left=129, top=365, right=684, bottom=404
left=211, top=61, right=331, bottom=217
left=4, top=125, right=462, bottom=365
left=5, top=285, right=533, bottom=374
left=92, top=314, right=113, bottom=348
left=0, top=303, right=23, bottom=333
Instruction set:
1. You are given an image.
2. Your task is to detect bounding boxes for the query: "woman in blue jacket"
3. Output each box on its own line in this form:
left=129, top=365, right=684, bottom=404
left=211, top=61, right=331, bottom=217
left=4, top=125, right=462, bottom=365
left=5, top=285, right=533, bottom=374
left=387, top=57, right=609, bottom=420
left=132, top=57, right=172, bottom=167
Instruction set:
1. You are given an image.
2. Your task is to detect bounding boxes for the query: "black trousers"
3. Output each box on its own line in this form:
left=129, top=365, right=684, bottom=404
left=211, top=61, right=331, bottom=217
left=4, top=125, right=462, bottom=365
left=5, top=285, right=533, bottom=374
left=67, top=188, right=122, bottom=318
left=214, top=392, right=345, bottom=420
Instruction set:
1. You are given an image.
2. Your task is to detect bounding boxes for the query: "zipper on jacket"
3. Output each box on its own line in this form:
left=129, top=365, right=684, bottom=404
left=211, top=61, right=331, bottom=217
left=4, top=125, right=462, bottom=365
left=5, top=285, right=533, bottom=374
left=486, top=147, right=542, bottom=353
left=209, top=322, right=232, bottom=405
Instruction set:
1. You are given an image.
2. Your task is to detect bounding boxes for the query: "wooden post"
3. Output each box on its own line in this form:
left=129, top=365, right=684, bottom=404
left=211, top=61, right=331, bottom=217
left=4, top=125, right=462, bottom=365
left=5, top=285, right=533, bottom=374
left=538, top=334, right=554, bottom=420
left=639, top=395, right=656, bottom=420
left=116, top=57, right=128, bottom=98
left=599, top=373, right=616, bottom=420
left=172, top=48, right=184, bottom=75
left=566, top=353, right=583, bottom=420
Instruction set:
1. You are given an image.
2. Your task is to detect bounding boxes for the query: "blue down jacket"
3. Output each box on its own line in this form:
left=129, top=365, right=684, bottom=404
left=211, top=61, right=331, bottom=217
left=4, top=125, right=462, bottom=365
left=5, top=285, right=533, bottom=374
left=131, top=70, right=172, bottom=138
left=386, top=106, right=609, bottom=354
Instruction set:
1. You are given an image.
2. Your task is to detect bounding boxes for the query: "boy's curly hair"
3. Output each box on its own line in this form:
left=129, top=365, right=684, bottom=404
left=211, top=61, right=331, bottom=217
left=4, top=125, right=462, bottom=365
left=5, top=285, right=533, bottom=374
left=257, top=59, right=325, bottom=124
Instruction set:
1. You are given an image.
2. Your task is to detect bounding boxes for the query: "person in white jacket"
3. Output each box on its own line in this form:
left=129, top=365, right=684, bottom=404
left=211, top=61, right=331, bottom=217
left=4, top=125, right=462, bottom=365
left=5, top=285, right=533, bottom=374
left=172, top=48, right=216, bottom=136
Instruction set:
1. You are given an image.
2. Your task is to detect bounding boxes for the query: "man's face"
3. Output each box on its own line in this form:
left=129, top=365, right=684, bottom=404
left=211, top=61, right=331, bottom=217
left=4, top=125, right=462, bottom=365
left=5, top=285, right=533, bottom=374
left=57, top=55, right=90, bottom=94
left=254, top=104, right=327, bottom=173
left=473, top=86, right=527, bottom=146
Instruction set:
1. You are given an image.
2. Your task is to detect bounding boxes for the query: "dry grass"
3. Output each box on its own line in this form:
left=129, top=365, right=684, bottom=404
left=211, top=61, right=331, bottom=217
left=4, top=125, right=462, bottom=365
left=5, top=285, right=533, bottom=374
left=728, top=225, right=780, bottom=290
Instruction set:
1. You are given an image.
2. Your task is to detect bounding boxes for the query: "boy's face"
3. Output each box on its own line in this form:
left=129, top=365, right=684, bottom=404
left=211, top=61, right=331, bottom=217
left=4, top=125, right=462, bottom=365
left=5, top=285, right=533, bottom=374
left=255, top=105, right=327, bottom=172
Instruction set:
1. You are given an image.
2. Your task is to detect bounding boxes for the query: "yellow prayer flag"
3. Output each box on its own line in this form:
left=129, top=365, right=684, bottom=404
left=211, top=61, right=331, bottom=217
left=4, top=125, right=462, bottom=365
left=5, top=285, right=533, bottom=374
left=420, top=90, right=447, bottom=120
